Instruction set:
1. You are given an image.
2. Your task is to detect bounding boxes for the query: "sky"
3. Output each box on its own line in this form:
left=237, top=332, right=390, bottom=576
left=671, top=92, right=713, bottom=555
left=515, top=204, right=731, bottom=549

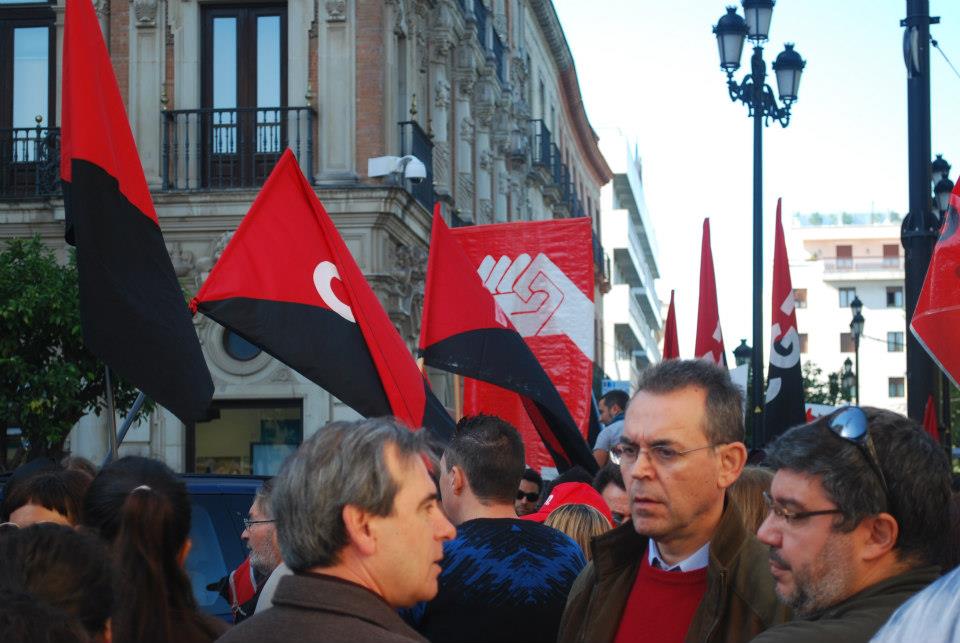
left=553, top=0, right=960, bottom=364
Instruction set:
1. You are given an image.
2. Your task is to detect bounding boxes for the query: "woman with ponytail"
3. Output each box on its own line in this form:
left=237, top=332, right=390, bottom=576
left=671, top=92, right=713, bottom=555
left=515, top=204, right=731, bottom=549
left=82, top=456, right=229, bottom=643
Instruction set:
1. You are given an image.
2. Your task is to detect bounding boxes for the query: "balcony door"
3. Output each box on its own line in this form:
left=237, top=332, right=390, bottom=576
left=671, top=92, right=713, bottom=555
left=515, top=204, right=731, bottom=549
left=201, top=4, right=286, bottom=188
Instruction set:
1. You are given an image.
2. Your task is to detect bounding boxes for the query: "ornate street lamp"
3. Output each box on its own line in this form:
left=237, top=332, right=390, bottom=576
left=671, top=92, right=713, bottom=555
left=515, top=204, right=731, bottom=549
left=733, top=339, right=752, bottom=367
left=849, top=295, right=864, bottom=406
left=713, top=1, right=805, bottom=445
left=842, top=357, right=856, bottom=402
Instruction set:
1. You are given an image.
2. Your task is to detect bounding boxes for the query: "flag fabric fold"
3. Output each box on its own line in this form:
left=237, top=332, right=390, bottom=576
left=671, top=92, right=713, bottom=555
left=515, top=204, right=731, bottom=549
left=922, top=395, right=940, bottom=443
left=695, top=218, right=726, bottom=365
left=61, top=0, right=213, bottom=423
left=762, top=199, right=806, bottom=441
left=912, top=180, right=960, bottom=387
left=419, top=206, right=596, bottom=474
left=662, top=290, right=679, bottom=360
left=191, top=150, right=453, bottom=440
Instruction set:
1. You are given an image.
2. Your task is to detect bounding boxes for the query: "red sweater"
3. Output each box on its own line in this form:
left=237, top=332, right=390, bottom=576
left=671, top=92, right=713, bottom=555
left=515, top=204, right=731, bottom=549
left=612, top=554, right=708, bottom=643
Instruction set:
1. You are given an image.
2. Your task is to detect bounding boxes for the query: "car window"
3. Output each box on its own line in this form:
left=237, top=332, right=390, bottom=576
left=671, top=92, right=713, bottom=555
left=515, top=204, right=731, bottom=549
left=186, top=500, right=232, bottom=615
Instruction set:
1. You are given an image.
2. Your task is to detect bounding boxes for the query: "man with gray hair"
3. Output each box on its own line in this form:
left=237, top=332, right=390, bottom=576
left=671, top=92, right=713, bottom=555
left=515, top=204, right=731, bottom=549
left=219, top=417, right=456, bottom=643
left=559, top=359, right=787, bottom=643
left=751, top=406, right=950, bottom=643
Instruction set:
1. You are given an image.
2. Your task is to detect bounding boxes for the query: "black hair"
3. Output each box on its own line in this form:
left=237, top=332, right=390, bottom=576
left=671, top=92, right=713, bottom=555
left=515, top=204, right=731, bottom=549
left=600, top=389, right=629, bottom=413
left=593, top=462, right=625, bottom=493
left=521, top=467, right=543, bottom=492
left=81, top=456, right=196, bottom=643
left=540, top=466, right=594, bottom=507
left=765, top=407, right=951, bottom=566
left=1, top=469, right=90, bottom=524
left=0, top=590, right=91, bottom=643
left=0, top=523, right=112, bottom=636
left=444, top=414, right=525, bottom=504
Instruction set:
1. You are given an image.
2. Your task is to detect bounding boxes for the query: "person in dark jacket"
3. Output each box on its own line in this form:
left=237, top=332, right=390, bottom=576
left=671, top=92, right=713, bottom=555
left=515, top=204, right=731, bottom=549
left=217, top=417, right=456, bottom=643
left=558, top=359, right=788, bottom=643
left=751, top=406, right=951, bottom=643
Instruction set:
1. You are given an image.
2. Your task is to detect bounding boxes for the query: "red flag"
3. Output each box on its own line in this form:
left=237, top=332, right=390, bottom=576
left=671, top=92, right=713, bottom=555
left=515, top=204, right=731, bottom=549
left=419, top=206, right=596, bottom=473
left=191, top=150, right=452, bottom=438
left=922, top=395, right=940, bottom=443
left=695, top=218, right=726, bottom=365
left=662, top=290, right=679, bottom=360
left=912, top=181, right=960, bottom=387
left=60, top=0, right=213, bottom=423
left=763, top=199, right=806, bottom=440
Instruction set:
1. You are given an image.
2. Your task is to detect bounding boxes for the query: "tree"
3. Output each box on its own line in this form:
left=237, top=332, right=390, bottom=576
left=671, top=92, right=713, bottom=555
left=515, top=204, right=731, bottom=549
left=0, top=237, right=147, bottom=466
left=802, top=360, right=851, bottom=406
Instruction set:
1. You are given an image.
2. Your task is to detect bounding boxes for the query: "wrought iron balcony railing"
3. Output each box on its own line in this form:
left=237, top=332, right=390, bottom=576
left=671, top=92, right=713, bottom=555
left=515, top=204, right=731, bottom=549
left=161, top=106, right=314, bottom=191
left=823, top=256, right=903, bottom=272
left=531, top=119, right=552, bottom=167
left=0, top=126, right=61, bottom=198
left=398, top=120, right=434, bottom=212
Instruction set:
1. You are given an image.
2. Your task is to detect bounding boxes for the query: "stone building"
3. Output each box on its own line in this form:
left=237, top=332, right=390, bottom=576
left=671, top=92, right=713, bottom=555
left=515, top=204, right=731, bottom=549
left=0, top=0, right=611, bottom=472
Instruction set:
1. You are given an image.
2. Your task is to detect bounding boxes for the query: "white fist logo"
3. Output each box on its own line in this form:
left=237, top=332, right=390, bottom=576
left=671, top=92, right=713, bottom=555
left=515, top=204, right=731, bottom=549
left=477, top=253, right=594, bottom=360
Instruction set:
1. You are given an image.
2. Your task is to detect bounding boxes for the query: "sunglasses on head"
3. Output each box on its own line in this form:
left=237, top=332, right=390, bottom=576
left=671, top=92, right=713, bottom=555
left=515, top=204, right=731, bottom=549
left=516, top=491, right=539, bottom=502
left=827, top=406, right=894, bottom=513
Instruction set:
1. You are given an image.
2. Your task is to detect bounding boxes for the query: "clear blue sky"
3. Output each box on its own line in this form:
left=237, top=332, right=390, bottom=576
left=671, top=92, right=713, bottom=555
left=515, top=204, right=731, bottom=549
left=554, top=0, right=960, bottom=361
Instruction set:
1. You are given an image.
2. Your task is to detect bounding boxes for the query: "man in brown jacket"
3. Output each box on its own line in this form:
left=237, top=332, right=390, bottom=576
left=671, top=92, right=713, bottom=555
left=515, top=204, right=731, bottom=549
left=217, top=417, right=456, bottom=643
left=558, top=359, right=788, bottom=643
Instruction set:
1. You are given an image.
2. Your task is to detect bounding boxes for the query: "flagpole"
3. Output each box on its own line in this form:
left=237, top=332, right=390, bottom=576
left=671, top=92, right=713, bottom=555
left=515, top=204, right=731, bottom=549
left=101, top=390, right=147, bottom=468
left=453, top=374, right=462, bottom=420
left=103, top=366, right=119, bottom=461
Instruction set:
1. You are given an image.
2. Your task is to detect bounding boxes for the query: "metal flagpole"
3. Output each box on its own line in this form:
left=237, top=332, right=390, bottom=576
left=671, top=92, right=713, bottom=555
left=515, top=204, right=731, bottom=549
left=101, top=390, right=147, bottom=468
left=103, top=366, right=119, bottom=462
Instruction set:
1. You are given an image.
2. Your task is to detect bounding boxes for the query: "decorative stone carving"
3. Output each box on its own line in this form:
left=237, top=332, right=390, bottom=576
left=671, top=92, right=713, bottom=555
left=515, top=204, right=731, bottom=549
left=456, top=75, right=475, bottom=99
left=457, top=172, right=474, bottom=202
left=326, top=0, right=347, bottom=22
left=479, top=149, right=493, bottom=172
left=381, top=243, right=428, bottom=344
left=478, top=199, right=493, bottom=223
left=434, top=79, right=451, bottom=110
left=433, top=141, right=451, bottom=190
left=168, top=243, right=195, bottom=279
left=195, top=231, right=234, bottom=287
left=133, top=0, right=158, bottom=26
left=459, top=116, right=474, bottom=142
left=269, top=367, right=293, bottom=382
left=92, top=0, right=110, bottom=18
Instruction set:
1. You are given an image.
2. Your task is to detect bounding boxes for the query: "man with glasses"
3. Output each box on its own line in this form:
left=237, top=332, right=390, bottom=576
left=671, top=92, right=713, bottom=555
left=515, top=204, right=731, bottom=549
left=516, top=467, right=543, bottom=516
left=559, top=359, right=787, bottom=643
left=751, top=406, right=950, bottom=643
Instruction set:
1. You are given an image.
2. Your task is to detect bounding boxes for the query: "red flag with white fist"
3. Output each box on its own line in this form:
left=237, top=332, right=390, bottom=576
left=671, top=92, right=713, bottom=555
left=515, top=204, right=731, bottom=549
left=695, top=218, right=727, bottom=365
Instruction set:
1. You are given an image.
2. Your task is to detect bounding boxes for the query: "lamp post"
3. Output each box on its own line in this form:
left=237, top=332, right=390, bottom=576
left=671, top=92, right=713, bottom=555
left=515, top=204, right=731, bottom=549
left=849, top=295, right=864, bottom=406
left=713, top=1, right=805, bottom=444
left=842, top=357, right=856, bottom=403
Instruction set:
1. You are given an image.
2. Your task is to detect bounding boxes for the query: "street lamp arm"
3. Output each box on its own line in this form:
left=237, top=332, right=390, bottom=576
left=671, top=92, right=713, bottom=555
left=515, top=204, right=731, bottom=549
left=726, top=74, right=791, bottom=127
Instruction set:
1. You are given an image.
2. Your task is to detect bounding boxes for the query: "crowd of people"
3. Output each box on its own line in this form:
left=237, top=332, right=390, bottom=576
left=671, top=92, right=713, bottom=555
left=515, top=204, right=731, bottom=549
left=1, top=358, right=958, bottom=642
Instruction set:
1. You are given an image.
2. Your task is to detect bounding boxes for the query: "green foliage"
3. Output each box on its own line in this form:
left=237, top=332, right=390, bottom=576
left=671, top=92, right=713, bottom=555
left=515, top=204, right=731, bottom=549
left=0, top=237, right=149, bottom=463
left=802, top=360, right=851, bottom=406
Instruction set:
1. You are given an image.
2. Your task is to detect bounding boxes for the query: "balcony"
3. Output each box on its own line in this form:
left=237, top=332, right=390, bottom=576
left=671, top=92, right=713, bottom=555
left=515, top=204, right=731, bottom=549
left=821, top=255, right=903, bottom=282
left=531, top=119, right=552, bottom=167
left=399, top=120, right=434, bottom=212
left=161, top=106, right=314, bottom=191
left=0, top=126, right=61, bottom=199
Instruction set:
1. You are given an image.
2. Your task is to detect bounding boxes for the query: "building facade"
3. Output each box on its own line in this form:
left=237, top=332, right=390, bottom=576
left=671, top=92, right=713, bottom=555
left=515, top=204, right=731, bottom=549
left=0, top=0, right=611, bottom=472
left=789, top=212, right=907, bottom=415
left=599, top=137, right=661, bottom=393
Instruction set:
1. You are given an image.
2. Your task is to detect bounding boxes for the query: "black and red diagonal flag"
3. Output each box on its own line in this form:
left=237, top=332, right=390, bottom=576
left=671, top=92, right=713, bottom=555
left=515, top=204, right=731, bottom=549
left=61, top=0, right=213, bottom=423
left=419, top=206, right=596, bottom=473
left=190, top=150, right=453, bottom=440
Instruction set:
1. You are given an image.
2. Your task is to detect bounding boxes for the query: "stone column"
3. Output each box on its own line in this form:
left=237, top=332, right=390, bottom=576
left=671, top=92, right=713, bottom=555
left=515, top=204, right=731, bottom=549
left=454, top=71, right=474, bottom=222
left=429, top=40, right=452, bottom=199
left=318, top=0, right=357, bottom=182
left=474, top=106, right=492, bottom=225
left=129, top=0, right=163, bottom=187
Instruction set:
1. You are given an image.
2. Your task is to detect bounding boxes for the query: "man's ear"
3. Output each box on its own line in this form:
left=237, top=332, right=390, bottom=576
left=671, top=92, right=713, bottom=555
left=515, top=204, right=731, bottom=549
left=342, top=504, right=376, bottom=556
left=716, top=442, right=748, bottom=489
left=857, top=512, right=900, bottom=562
left=451, top=465, right=467, bottom=496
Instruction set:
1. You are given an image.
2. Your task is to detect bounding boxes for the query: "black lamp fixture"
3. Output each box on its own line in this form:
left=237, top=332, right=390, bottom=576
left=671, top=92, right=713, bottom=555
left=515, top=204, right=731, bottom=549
left=848, top=296, right=864, bottom=406
left=733, top=339, right=752, bottom=367
left=932, top=155, right=953, bottom=216
left=850, top=294, right=863, bottom=321
left=932, top=154, right=951, bottom=184
left=714, top=0, right=805, bottom=446
left=842, top=357, right=855, bottom=399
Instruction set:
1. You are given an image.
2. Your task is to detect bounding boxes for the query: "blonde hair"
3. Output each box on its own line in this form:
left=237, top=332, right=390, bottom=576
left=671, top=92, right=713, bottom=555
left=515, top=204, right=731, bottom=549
left=544, top=503, right=611, bottom=561
left=728, top=465, right=774, bottom=534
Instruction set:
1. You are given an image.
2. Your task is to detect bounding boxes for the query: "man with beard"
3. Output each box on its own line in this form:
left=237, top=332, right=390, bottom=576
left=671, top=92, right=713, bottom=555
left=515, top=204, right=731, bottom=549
left=559, top=359, right=787, bottom=643
left=751, top=406, right=950, bottom=643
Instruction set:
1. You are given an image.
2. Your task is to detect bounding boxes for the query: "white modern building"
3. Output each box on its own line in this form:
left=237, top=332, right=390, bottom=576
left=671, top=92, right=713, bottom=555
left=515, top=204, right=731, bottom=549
left=789, top=212, right=907, bottom=414
left=599, top=138, right=662, bottom=392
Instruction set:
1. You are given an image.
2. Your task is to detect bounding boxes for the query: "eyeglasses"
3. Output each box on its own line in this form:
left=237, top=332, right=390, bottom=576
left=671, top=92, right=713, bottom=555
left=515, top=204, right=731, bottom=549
left=242, top=517, right=275, bottom=530
left=610, top=441, right=716, bottom=467
left=763, top=491, right=844, bottom=524
left=516, top=491, right=539, bottom=502
left=827, top=406, right=893, bottom=513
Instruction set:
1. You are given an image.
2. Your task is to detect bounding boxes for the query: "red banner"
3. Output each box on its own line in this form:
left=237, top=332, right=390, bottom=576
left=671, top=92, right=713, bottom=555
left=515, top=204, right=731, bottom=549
left=452, top=219, right=594, bottom=472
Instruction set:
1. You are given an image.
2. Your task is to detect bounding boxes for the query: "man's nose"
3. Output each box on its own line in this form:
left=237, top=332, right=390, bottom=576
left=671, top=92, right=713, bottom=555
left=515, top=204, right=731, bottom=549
left=756, top=513, right=780, bottom=547
left=436, top=512, right=456, bottom=542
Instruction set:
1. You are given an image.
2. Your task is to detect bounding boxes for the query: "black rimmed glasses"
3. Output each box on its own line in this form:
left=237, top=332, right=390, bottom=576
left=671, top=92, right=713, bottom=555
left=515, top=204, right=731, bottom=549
left=516, top=491, right=539, bottom=503
left=827, top=406, right=893, bottom=513
left=242, top=517, right=275, bottom=530
left=762, top=491, right=844, bottom=525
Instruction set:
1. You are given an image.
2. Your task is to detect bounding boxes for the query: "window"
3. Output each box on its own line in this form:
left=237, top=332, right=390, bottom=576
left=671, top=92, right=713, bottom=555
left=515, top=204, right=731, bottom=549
left=794, top=288, right=807, bottom=308
left=887, top=286, right=903, bottom=308
left=839, top=287, right=857, bottom=308
left=201, top=4, right=287, bottom=187
left=840, top=332, right=855, bottom=353
left=799, top=333, right=808, bottom=353
left=882, top=244, right=900, bottom=267
left=888, top=377, right=905, bottom=398
left=0, top=1, right=57, bottom=196
left=836, top=244, right=853, bottom=268
left=887, top=331, right=904, bottom=352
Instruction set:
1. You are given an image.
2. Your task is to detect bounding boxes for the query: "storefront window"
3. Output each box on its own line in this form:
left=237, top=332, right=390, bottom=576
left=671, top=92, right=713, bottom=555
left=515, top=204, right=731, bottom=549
left=191, top=400, right=301, bottom=475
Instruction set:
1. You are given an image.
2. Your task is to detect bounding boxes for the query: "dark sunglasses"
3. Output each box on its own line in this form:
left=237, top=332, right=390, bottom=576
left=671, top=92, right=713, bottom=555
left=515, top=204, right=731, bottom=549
left=516, top=491, right=539, bottom=502
left=827, top=406, right=893, bottom=513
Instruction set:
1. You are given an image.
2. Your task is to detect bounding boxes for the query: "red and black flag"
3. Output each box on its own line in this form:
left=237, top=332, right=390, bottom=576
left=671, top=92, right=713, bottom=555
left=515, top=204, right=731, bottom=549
left=763, top=199, right=806, bottom=441
left=61, top=0, right=213, bottom=423
left=419, top=206, right=596, bottom=473
left=694, top=218, right=726, bottom=366
left=191, top=150, right=453, bottom=440
left=662, top=290, right=679, bottom=360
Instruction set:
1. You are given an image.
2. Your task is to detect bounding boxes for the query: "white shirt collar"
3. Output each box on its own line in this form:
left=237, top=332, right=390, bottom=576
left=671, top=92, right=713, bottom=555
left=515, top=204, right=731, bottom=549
left=647, top=539, right=710, bottom=572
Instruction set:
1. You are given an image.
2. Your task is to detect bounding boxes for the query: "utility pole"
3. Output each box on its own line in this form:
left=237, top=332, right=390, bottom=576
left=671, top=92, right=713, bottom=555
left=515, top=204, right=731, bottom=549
left=901, top=0, right=940, bottom=421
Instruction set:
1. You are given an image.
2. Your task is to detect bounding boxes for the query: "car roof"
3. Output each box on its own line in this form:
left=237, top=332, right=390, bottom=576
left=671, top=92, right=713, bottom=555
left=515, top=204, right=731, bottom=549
left=180, top=474, right=268, bottom=494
